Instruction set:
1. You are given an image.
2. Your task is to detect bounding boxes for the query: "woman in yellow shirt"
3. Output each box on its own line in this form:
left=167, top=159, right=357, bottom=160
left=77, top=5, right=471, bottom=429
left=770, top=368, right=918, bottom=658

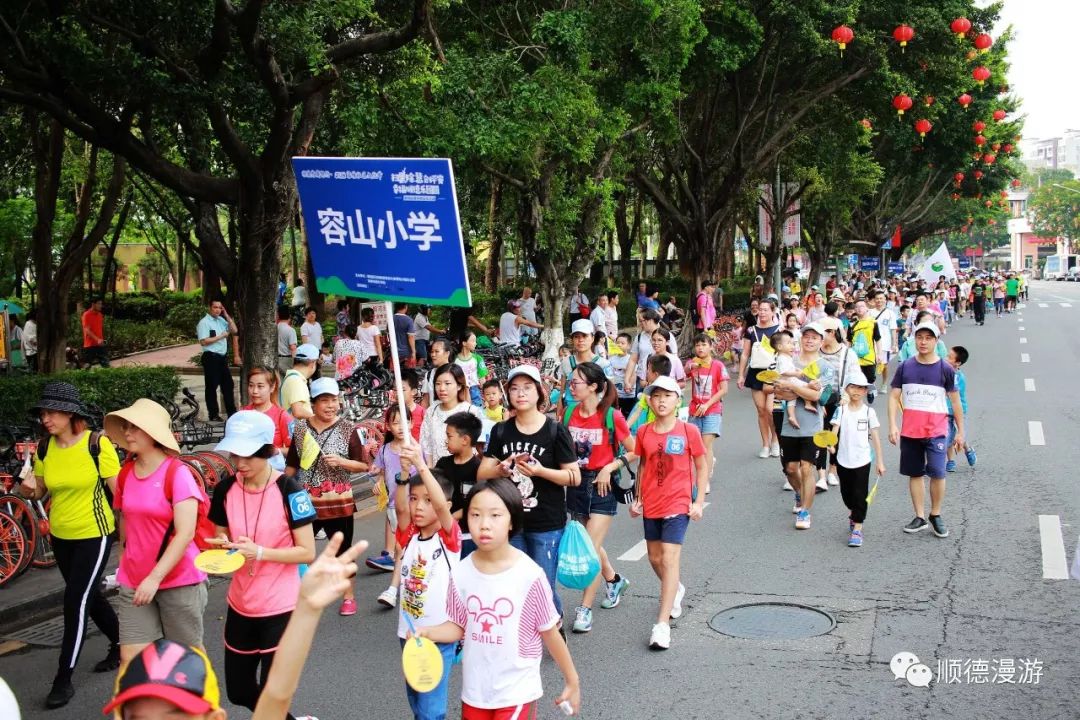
left=19, top=382, right=122, bottom=709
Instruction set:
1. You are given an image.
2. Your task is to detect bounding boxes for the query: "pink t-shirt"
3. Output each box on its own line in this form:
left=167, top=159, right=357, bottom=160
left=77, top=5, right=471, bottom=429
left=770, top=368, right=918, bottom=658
left=116, top=459, right=207, bottom=590
left=243, top=403, right=292, bottom=448
left=208, top=472, right=316, bottom=618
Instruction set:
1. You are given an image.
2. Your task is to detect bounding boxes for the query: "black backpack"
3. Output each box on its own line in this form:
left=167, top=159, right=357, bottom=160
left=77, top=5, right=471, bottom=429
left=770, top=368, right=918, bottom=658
left=38, top=429, right=108, bottom=502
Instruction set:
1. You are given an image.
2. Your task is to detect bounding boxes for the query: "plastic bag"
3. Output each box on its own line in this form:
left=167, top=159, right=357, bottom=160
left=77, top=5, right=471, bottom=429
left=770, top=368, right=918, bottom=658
left=556, top=520, right=600, bottom=590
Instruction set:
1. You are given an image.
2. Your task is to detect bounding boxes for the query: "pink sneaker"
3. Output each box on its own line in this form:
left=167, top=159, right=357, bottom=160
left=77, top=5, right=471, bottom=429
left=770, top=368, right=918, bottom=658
left=339, top=598, right=357, bottom=616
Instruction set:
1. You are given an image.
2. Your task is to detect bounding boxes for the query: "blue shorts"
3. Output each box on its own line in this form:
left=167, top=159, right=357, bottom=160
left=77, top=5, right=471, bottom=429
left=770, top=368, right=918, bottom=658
left=643, top=514, right=690, bottom=545
left=415, top=339, right=429, bottom=361
left=899, top=436, right=948, bottom=479
left=688, top=413, right=722, bottom=436
left=567, top=469, right=618, bottom=520
left=946, top=416, right=970, bottom=447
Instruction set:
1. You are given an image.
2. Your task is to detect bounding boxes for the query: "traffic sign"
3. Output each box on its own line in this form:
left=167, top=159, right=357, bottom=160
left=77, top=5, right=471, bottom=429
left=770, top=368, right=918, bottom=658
left=292, top=157, right=472, bottom=306
left=860, top=256, right=880, bottom=271
left=887, top=261, right=905, bottom=275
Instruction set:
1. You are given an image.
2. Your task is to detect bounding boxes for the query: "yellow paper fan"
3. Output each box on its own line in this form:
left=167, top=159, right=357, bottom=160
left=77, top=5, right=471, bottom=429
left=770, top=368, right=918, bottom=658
left=374, top=479, right=389, bottom=511
left=607, top=337, right=625, bottom=356
left=760, top=335, right=775, bottom=353
left=866, top=479, right=880, bottom=505
left=299, top=430, right=321, bottom=471
left=802, top=360, right=821, bottom=380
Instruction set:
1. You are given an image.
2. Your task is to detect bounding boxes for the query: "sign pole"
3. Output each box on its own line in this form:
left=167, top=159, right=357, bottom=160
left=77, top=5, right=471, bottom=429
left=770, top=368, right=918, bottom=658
left=382, top=301, right=413, bottom=447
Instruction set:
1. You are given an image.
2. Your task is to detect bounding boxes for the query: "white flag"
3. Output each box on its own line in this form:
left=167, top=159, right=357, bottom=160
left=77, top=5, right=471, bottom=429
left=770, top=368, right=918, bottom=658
left=916, top=242, right=956, bottom=285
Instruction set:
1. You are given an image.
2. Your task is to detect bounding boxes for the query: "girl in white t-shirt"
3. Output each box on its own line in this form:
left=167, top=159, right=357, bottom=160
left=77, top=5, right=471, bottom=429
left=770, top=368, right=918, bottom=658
left=828, top=377, right=885, bottom=548
left=415, top=479, right=581, bottom=717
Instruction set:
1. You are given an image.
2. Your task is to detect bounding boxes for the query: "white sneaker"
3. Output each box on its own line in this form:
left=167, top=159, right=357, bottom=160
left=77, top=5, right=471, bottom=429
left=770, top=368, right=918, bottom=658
left=649, top=622, right=671, bottom=650
left=314, top=529, right=327, bottom=540
left=769, top=442, right=781, bottom=457
left=816, top=477, right=828, bottom=492
left=377, top=586, right=398, bottom=608
left=782, top=480, right=794, bottom=491
left=827, top=473, right=840, bottom=486
left=670, top=583, right=686, bottom=619
left=758, top=447, right=770, bottom=459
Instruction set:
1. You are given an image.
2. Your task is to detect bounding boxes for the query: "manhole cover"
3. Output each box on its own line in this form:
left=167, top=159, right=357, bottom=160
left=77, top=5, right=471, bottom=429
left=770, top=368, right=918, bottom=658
left=3, top=616, right=98, bottom=648
left=709, top=602, right=835, bottom=640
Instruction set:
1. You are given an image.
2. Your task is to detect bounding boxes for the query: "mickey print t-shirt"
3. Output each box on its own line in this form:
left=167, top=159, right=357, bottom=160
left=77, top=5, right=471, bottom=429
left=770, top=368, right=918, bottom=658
left=447, top=551, right=559, bottom=709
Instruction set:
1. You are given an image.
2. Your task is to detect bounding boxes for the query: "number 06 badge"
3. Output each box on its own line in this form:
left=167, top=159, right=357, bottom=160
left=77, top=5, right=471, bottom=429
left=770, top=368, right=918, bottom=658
left=664, top=435, right=686, bottom=455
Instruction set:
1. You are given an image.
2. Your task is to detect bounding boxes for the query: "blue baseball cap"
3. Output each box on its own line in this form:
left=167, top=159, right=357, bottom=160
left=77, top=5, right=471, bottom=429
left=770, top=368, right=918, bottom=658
left=310, top=377, right=340, bottom=400
left=294, top=344, right=319, bottom=361
left=215, top=410, right=275, bottom=457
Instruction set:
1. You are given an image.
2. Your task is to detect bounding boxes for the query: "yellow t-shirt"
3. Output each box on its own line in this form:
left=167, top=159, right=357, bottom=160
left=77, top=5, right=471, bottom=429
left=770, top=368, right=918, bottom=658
left=33, top=432, right=121, bottom=540
left=281, top=370, right=310, bottom=412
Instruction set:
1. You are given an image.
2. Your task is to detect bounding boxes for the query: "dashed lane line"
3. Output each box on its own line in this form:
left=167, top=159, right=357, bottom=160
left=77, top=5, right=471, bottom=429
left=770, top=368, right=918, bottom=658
left=1025, top=378, right=1036, bottom=392
left=1021, top=353, right=1030, bottom=363
left=1029, top=421, right=1045, bottom=446
left=1038, top=515, right=1069, bottom=580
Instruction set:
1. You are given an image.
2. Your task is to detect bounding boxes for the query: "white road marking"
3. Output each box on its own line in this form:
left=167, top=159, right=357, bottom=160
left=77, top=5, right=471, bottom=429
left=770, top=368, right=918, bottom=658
left=1062, top=303, right=1073, bottom=308
left=1039, top=303, right=1049, bottom=308
left=1038, top=515, right=1069, bottom=580
left=1020, top=337, right=1027, bottom=344
left=618, top=540, right=648, bottom=561
left=617, top=502, right=710, bottom=561
left=1019, top=326, right=1025, bottom=331
left=1021, top=353, right=1030, bottom=363
left=1029, top=421, right=1045, bottom=446
left=1025, top=378, right=1036, bottom=392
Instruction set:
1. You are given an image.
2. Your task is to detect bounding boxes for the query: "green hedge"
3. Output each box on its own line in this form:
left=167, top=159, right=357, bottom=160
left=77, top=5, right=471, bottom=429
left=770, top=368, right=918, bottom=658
left=0, top=366, right=182, bottom=426
left=67, top=316, right=189, bottom=358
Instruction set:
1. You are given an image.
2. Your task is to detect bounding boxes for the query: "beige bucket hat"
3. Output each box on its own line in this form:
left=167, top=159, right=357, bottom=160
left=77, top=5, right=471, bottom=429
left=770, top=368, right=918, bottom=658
left=104, top=399, right=181, bottom=454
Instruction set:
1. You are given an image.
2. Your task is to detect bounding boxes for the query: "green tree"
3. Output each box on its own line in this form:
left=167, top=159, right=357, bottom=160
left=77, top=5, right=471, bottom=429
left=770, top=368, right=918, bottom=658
left=1028, top=180, right=1080, bottom=241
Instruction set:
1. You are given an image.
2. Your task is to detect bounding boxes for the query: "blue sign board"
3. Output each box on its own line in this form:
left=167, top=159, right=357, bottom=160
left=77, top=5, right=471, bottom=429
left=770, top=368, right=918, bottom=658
left=958, top=257, right=972, bottom=269
left=887, top=261, right=905, bottom=275
left=291, top=157, right=471, bottom=307
left=860, top=256, right=880, bottom=271
left=847, top=253, right=859, bottom=268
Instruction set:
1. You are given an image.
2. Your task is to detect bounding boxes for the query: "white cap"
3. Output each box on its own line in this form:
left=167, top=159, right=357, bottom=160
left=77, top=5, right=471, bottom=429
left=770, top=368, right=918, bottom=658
left=643, top=375, right=681, bottom=396
left=295, top=343, right=319, bottom=361
left=570, top=319, right=595, bottom=336
left=507, top=365, right=542, bottom=384
left=801, top=322, right=825, bottom=337
left=913, top=321, right=940, bottom=338
left=844, top=375, right=872, bottom=388
left=310, top=377, right=340, bottom=399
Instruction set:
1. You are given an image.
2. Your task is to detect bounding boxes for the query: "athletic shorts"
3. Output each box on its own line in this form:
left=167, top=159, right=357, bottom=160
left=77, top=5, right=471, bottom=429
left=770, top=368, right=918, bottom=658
left=859, top=363, right=877, bottom=383
left=899, top=436, right=948, bottom=479
left=688, top=413, right=722, bottom=436
left=567, top=469, right=618, bottom=520
left=463, top=701, right=538, bottom=720
left=118, top=581, right=208, bottom=647
left=223, top=607, right=291, bottom=654
left=780, top=435, right=819, bottom=464
left=745, top=369, right=771, bottom=391
left=643, top=514, right=690, bottom=545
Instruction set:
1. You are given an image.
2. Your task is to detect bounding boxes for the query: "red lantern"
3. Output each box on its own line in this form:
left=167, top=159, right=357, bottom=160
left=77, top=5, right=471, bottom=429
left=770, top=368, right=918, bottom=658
left=993, top=109, right=1007, bottom=122
left=954, top=172, right=965, bottom=183
left=974, top=170, right=984, bottom=180
left=893, top=24, right=915, bottom=50
left=983, top=153, right=996, bottom=164
left=914, top=119, right=932, bottom=138
left=991, top=142, right=1001, bottom=152
left=831, top=25, right=854, bottom=55
left=958, top=93, right=973, bottom=110
left=972, top=120, right=986, bottom=133
left=924, top=95, right=935, bottom=107
left=974, top=135, right=987, bottom=147
left=973, top=33, right=993, bottom=52
left=988, top=219, right=997, bottom=226
left=973, top=151, right=984, bottom=161
left=951, top=193, right=960, bottom=201
left=860, top=118, right=873, bottom=129
left=966, top=50, right=978, bottom=61
left=985, top=200, right=993, bottom=208
left=972, top=66, right=991, bottom=85
left=1000, top=190, right=1009, bottom=198
left=1003, top=143, right=1014, bottom=153
left=951, top=17, right=972, bottom=39
left=1011, top=179, right=1021, bottom=187
left=892, top=93, right=913, bottom=117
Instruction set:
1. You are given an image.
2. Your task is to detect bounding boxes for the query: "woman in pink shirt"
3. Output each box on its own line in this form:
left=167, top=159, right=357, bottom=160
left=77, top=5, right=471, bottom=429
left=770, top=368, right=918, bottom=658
left=104, top=400, right=209, bottom=666
left=207, top=411, right=317, bottom=719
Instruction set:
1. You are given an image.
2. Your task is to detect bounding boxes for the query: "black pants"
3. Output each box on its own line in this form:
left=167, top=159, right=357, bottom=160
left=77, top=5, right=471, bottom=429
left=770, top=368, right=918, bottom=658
left=617, top=396, right=637, bottom=419
left=81, top=345, right=110, bottom=368
left=224, top=608, right=295, bottom=720
left=859, top=363, right=876, bottom=383
left=52, top=535, right=119, bottom=681
left=973, top=298, right=986, bottom=323
left=201, top=352, right=236, bottom=419
left=838, top=463, right=871, bottom=523
left=313, top=516, right=355, bottom=551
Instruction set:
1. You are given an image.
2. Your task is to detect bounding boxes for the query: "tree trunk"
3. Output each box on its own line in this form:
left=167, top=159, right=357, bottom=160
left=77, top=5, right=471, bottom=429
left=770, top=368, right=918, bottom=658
left=289, top=223, right=300, bottom=283
left=483, top=179, right=503, bottom=292
left=303, top=222, right=323, bottom=312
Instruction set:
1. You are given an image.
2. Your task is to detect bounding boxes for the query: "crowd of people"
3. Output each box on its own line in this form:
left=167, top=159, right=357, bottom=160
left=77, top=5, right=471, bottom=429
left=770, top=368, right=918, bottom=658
left=3, top=262, right=1017, bottom=719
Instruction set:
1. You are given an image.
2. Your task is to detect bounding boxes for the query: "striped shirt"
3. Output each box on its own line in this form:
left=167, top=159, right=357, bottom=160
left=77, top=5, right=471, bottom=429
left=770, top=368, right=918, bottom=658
left=891, top=358, right=956, bottom=438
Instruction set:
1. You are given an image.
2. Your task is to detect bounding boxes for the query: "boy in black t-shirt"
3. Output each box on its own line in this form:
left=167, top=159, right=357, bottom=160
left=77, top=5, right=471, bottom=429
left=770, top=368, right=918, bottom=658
left=437, top=412, right=484, bottom=557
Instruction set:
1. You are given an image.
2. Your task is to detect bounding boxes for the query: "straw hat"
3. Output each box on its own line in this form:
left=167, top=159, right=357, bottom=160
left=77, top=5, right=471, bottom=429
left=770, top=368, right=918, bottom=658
left=105, top=399, right=181, bottom=454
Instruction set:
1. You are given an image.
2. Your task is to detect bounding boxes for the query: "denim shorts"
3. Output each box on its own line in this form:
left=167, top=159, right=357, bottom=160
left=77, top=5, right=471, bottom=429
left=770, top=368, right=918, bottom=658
left=415, top=339, right=429, bottom=361
left=566, top=468, right=618, bottom=520
left=899, top=436, right=948, bottom=479
left=643, top=514, right=690, bottom=545
left=688, top=412, right=722, bottom=436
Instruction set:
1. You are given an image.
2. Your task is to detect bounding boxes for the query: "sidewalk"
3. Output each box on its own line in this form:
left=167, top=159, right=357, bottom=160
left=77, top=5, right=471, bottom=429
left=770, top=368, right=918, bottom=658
left=112, top=343, right=205, bottom=375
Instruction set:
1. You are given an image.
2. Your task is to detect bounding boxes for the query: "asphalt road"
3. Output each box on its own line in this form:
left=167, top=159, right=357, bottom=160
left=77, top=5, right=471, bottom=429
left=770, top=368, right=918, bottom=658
left=4, top=280, right=1080, bottom=719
